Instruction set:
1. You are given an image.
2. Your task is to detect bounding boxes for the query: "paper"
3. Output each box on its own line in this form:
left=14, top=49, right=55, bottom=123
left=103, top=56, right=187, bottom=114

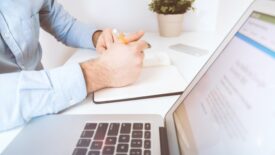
left=93, top=53, right=187, bottom=103
left=143, top=52, right=171, bottom=67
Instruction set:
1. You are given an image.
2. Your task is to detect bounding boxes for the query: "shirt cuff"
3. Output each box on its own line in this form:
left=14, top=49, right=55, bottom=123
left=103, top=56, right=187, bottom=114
left=48, top=63, right=87, bottom=112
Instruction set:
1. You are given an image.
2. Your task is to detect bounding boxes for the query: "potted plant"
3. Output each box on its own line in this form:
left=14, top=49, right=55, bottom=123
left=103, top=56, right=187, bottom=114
left=149, top=0, right=195, bottom=37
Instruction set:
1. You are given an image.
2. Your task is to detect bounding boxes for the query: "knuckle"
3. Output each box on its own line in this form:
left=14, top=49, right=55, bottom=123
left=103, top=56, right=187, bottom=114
left=135, top=57, right=143, bottom=66
left=132, top=46, right=140, bottom=52
left=140, top=41, right=147, bottom=48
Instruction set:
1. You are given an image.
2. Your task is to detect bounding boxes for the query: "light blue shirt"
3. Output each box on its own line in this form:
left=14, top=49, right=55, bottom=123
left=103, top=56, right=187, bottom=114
left=0, top=0, right=97, bottom=131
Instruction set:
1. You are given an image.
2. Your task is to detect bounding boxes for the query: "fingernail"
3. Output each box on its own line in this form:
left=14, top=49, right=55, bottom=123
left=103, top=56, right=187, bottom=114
left=147, top=42, right=151, bottom=48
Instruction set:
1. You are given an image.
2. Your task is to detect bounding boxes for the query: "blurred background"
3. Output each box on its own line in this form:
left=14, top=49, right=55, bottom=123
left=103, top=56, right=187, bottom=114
left=40, top=0, right=253, bottom=69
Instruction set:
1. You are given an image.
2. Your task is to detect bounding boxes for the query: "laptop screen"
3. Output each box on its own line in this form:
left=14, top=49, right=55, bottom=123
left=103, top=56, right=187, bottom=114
left=173, top=12, right=275, bottom=155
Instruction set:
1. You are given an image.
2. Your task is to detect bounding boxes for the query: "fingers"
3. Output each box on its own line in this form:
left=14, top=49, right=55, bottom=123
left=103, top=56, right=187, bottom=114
left=97, top=46, right=106, bottom=53
left=133, top=40, right=150, bottom=52
left=140, top=50, right=145, bottom=63
left=97, top=29, right=148, bottom=55
left=96, top=36, right=106, bottom=52
left=134, top=48, right=144, bottom=68
left=103, top=29, right=114, bottom=48
left=125, top=31, right=145, bottom=43
left=112, top=29, right=121, bottom=43
left=96, top=29, right=114, bottom=52
left=132, top=40, right=148, bottom=68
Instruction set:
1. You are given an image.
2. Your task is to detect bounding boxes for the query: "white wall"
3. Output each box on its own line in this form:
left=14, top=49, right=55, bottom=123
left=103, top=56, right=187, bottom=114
left=41, top=0, right=220, bottom=68
left=41, top=0, right=253, bottom=69
left=217, top=0, right=254, bottom=35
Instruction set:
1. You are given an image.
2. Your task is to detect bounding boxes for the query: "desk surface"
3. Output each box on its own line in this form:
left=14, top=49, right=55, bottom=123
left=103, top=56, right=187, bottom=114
left=0, top=31, right=224, bottom=153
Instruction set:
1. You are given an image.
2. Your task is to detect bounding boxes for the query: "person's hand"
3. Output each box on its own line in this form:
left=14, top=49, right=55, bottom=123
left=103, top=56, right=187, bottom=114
left=92, top=28, right=145, bottom=53
left=81, top=40, right=149, bottom=93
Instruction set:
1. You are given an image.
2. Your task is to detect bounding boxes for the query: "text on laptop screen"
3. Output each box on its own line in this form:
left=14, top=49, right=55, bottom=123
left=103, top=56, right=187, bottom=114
left=174, top=12, right=275, bottom=155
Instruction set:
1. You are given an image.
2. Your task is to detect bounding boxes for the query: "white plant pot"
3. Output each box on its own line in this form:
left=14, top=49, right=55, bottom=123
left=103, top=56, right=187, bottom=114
left=157, top=14, right=184, bottom=37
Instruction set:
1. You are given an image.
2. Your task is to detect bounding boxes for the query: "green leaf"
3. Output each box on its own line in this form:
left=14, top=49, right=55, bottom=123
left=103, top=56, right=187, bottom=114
left=160, top=6, right=168, bottom=13
left=149, top=0, right=195, bottom=14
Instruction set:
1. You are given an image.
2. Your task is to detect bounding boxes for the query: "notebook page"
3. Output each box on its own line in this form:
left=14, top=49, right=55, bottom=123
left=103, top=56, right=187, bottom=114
left=93, top=65, right=187, bottom=103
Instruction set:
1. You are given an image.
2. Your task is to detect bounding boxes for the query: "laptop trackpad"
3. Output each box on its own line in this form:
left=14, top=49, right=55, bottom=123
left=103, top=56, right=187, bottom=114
left=2, top=115, right=86, bottom=155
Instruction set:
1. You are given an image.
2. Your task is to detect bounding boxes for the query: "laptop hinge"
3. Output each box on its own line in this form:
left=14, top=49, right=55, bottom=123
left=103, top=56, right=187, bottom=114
left=159, top=127, right=170, bottom=155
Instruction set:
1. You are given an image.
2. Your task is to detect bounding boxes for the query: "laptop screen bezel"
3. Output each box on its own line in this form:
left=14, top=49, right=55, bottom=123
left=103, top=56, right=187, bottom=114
left=163, top=1, right=275, bottom=154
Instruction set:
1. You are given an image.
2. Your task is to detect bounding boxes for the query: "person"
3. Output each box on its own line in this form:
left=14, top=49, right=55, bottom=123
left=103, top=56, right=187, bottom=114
left=0, top=0, right=149, bottom=131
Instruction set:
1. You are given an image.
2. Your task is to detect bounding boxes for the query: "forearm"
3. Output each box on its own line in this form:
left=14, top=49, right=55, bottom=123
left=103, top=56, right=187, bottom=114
left=62, top=20, right=97, bottom=49
left=0, top=64, right=87, bottom=131
left=40, top=0, right=98, bottom=49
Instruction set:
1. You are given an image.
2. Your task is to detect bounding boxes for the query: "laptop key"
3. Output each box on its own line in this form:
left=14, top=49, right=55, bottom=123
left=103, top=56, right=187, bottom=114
left=132, top=131, right=142, bottom=138
left=72, top=148, right=87, bottom=155
left=81, top=131, right=94, bottom=138
left=131, top=139, right=142, bottom=148
left=145, top=123, right=151, bottom=130
left=144, top=140, right=151, bottom=149
left=145, top=131, right=151, bottom=139
left=76, top=139, right=91, bottom=147
left=130, top=149, right=142, bottom=155
left=108, top=123, right=120, bottom=136
left=105, top=137, right=117, bottom=145
left=90, top=141, right=103, bottom=150
left=133, top=123, right=143, bottom=130
left=116, top=144, right=129, bottom=152
left=103, top=146, right=115, bottom=155
left=88, top=151, right=100, bottom=155
left=144, top=150, right=151, bottom=155
left=94, top=123, right=108, bottom=140
left=84, top=123, right=97, bottom=130
left=120, top=123, right=131, bottom=134
left=119, top=135, right=130, bottom=143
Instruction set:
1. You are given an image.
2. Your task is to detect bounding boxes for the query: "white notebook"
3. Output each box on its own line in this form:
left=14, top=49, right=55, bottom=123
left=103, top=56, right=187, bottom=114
left=93, top=52, right=188, bottom=103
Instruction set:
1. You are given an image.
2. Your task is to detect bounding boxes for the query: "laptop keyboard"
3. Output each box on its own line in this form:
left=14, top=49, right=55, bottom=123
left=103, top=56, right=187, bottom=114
left=72, top=122, right=152, bottom=155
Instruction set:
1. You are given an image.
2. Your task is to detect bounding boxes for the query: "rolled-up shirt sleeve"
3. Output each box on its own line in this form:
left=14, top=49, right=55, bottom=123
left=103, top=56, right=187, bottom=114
left=0, top=64, right=87, bottom=131
left=39, top=0, right=97, bottom=49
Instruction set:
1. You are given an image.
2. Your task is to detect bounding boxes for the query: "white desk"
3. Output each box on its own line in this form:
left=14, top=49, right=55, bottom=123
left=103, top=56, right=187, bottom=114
left=0, top=32, right=224, bottom=153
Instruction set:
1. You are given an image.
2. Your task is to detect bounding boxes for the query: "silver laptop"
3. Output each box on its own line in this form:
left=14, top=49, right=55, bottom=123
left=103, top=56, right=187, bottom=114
left=3, top=1, right=275, bottom=155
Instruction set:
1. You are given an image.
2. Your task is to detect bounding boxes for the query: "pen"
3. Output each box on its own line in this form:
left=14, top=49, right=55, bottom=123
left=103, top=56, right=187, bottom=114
left=112, top=28, right=151, bottom=48
left=112, top=29, right=128, bottom=44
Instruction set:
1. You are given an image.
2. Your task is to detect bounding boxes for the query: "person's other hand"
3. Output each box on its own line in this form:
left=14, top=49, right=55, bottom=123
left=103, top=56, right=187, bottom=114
left=92, top=28, right=145, bottom=53
left=81, top=40, right=149, bottom=93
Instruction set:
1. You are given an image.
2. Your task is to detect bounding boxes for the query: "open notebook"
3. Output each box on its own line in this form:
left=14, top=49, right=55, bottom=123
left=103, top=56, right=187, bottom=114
left=93, top=51, right=188, bottom=103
